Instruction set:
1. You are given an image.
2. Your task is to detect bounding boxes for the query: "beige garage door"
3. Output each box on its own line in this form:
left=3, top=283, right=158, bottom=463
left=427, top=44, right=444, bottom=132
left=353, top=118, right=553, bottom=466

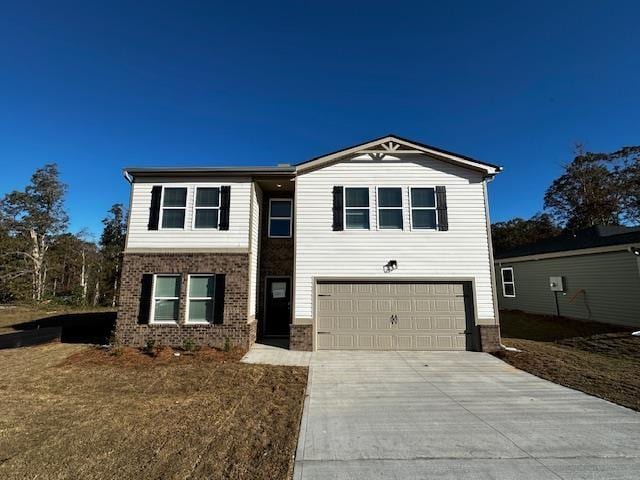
left=316, top=281, right=469, bottom=350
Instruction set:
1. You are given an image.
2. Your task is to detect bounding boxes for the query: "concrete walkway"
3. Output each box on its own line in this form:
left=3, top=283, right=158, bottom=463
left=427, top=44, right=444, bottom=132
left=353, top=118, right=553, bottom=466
left=294, top=351, right=640, bottom=480
left=241, top=341, right=311, bottom=367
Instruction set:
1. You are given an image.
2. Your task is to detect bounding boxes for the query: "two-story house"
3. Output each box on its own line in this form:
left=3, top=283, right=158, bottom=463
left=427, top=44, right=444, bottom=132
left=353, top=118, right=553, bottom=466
left=115, top=134, right=502, bottom=352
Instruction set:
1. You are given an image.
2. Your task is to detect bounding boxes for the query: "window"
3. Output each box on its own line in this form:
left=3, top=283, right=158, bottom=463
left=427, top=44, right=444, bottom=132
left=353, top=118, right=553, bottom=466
left=344, top=187, right=370, bottom=229
left=151, top=275, right=181, bottom=323
left=501, top=267, right=516, bottom=297
left=161, top=187, right=187, bottom=229
left=410, top=187, right=437, bottom=229
left=377, top=187, right=403, bottom=229
left=187, top=275, right=215, bottom=323
left=194, top=187, right=220, bottom=229
left=269, top=199, right=292, bottom=237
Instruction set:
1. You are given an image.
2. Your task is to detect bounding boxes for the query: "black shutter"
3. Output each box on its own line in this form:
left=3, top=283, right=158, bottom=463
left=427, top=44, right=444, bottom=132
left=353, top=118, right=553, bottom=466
left=137, top=274, right=154, bottom=324
left=213, top=274, right=226, bottom=324
left=219, top=186, right=231, bottom=230
left=332, top=186, right=344, bottom=231
left=436, top=186, right=449, bottom=231
left=148, top=186, right=162, bottom=230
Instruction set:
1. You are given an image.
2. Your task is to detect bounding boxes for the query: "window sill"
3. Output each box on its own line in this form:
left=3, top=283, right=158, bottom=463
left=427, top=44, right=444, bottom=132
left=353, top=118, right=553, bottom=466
left=184, top=321, right=212, bottom=326
left=149, top=321, right=179, bottom=326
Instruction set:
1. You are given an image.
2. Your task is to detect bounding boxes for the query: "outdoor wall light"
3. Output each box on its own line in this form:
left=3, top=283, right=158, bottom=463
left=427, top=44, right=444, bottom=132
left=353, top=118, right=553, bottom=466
left=629, top=247, right=640, bottom=257
left=383, top=260, right=398, bottom=273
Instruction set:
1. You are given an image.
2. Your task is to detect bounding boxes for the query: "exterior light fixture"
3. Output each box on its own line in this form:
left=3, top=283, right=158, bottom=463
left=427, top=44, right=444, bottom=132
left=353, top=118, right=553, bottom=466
left=383, top=260, right=398, bottom=273
left=629, top=247, right=640, bottom=257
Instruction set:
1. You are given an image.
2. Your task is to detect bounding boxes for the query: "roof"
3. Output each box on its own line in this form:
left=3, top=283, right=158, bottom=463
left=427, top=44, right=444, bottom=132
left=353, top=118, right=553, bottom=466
left=495, top=225, right=640, bottom=260
left=296, top=133, right=502, bottom=170
left=124, top=134, right=501, bottom=180
left=294, top=134, right=501, bottom=175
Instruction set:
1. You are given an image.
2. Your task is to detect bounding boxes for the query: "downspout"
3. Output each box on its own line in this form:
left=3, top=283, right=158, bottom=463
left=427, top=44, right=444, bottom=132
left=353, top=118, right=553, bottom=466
left=484, top=175, right=519, bottom=351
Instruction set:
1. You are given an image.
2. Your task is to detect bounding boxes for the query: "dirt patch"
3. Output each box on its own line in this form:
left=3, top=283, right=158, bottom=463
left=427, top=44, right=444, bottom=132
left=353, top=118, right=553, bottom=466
left=0, top=343, right=308, bottom=479
left=496, top=310, right=640, bottom=412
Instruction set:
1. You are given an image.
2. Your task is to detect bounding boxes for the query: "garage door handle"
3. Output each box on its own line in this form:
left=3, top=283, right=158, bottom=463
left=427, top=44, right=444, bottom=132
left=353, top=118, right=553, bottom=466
left=318, top=294, right=331, bottom=297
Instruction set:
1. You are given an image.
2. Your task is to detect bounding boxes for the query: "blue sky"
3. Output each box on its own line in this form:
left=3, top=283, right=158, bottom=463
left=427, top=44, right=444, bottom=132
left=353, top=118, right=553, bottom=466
left=1, top=1, right=639, bottom=238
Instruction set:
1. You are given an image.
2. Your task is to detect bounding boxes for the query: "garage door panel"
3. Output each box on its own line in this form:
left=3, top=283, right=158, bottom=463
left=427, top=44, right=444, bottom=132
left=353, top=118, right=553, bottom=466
left=316, top=281, right=470, bottom=351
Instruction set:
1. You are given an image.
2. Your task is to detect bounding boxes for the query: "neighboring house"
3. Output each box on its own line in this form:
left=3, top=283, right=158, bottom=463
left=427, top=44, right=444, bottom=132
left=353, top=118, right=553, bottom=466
left=115, top=134, right=503, bottom=351
left=495, top=226, right=640, bottom=327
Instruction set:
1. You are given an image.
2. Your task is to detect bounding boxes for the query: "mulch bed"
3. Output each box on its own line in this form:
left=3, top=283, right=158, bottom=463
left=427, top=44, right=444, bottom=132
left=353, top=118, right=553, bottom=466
left=61, top=345, right=248, bottom=367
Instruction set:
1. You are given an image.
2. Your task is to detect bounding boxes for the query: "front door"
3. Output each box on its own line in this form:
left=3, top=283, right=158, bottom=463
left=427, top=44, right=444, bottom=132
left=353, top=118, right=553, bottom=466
left=264, top=277, right=292, bottom=336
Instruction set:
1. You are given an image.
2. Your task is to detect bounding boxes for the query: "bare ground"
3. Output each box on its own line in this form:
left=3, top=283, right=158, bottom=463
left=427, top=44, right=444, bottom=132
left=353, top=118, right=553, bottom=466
left=0, top=343, right=308, bottom=479
left=495, top=310, right=640, bottom=411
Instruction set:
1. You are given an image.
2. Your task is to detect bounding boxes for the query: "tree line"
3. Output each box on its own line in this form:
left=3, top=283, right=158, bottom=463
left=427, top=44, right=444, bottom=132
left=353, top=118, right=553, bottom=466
left=0, top=164, right=126, bottom=306
left=492, top=145, right=640, bottom=252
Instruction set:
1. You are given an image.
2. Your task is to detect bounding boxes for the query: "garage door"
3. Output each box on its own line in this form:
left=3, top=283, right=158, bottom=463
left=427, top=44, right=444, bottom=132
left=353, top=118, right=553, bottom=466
left=316, top=281, right=470, bottom=350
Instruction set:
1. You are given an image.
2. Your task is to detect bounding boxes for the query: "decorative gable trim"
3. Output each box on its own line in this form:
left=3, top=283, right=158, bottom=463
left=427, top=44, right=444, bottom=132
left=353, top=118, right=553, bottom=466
left=295, top=134, right=501, bottom=176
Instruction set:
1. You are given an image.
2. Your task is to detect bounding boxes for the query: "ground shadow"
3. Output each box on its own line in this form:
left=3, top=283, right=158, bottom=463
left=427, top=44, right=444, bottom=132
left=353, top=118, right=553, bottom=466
left=500, top=309, right=634, bottom=342
left=11, top=311, right=117, bottom=345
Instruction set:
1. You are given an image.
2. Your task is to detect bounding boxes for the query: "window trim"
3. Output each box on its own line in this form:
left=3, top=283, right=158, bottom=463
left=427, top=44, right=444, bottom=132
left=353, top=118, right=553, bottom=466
left=192, top=187, right=220, bottom=230
left=149, top=274, right=181, bottom=324
left=268, top=198, right=293, bottom=238
left=159, top=186, right=188, bottom=230
left=185, top=274, right=216, bottom=325
left=501, top=267, right=516, bottom=298
left=376, top=186, right=404, bottom=230
left=409, top=186, right=438, bottom=231
left=343, top=186, right=371, bottom=230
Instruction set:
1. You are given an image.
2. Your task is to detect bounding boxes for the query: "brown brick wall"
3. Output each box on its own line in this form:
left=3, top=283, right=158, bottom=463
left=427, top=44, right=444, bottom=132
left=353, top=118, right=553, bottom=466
left=477, top=324, right=501, bottom=352
left=290, top=324, right=313, bottom=351
left=257, top=192, right=295, bottom=336
left=115, top=252, right=256, bottom=348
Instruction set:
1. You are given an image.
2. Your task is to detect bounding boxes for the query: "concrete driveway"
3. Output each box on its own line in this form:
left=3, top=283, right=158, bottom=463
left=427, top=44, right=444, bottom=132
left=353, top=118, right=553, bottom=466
left=294, top=351, right=640, bottom=480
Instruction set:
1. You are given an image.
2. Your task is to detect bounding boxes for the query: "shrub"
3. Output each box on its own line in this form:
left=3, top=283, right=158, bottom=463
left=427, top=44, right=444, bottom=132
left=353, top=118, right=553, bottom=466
left=183, top=338, right=196, bottom=352
left=223, top=336, right=231, bottom=352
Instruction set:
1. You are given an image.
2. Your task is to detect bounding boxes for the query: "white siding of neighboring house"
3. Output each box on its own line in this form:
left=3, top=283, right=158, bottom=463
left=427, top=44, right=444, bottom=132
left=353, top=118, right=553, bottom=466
left=248, top=182, right=262, bottom=318
left=126, top=177, right=252, bottom=250
left=294, top=154, right=496, bottom=324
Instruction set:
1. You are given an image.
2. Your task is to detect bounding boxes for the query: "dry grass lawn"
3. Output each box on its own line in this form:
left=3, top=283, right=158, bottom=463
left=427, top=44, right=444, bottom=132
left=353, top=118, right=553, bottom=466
left=0, top=343, right=308, bottom=479
left=495, top=310, right=640, bottom=411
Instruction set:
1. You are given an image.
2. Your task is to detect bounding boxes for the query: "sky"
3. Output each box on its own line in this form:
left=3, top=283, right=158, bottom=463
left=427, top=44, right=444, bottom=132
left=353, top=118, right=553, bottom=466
left=1, top=0, right=639, bottom=238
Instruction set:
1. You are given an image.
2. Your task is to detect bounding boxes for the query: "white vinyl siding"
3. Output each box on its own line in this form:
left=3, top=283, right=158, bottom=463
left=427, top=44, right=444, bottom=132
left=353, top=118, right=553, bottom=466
left=248, top=182, right=262, bottom=317
left=294, top=153, right=496, bottom=322
left=126, top=178, right=252, bottom=250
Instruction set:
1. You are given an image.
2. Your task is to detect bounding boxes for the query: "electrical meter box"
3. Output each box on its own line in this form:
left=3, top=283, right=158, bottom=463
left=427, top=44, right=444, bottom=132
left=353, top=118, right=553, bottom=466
left=549, top=276, right=565, bottom=292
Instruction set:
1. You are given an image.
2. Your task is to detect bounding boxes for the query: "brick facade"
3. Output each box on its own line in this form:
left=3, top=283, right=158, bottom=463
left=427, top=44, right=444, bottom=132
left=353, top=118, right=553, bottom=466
left=115, top=252, right=256, bottom=348
left=477, top=324, right=501, bottom=352
left=289, top=324, right=313, bottom=351
left=257, top=192, right=295, bottom=337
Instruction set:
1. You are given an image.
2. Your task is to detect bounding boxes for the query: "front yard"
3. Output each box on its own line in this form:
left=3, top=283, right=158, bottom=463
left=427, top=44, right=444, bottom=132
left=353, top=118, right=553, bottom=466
left=0, top=343, right=307, bottom=479
left=496, top=310, right=640, bottom=411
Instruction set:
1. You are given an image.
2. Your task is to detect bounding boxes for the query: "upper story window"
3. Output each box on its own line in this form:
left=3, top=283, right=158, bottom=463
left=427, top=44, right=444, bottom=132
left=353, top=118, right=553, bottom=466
left=269, top=199, right=292, bottom=238
left=410, top=187, right=437, bottom=229
left=161, top=187, right=187, bottom=229
left=187, top=274, right=215, bottom=323
left=501, top=267, right=516, bottom=297
left=344, top=187, right=370, bottom=230
left=194, top=187, right=220, bottom=229
left=151, top=274, right=181, bottom=323
left=377, top=187, right=403, bottom=229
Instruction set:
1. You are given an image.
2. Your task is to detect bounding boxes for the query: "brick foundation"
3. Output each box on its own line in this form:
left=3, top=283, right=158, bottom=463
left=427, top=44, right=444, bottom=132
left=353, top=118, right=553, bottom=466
left=290, top=324, right=313, bottom=351
left=115, top=252, right=256, bottom=349
left=477, top=324, right=501, bottom=352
